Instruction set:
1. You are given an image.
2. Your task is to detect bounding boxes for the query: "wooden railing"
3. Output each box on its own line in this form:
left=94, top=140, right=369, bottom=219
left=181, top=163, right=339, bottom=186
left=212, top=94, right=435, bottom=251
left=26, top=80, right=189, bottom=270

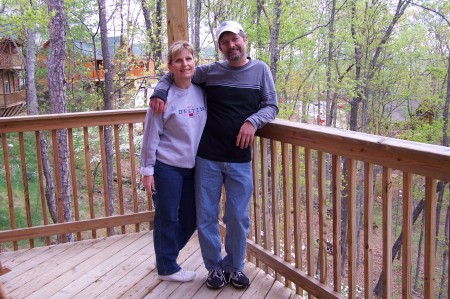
left=1, top=110, right=449, bottom=298
left=248, top=119, right=450, bottom=298
left=0, top=109, right=151, bottom=248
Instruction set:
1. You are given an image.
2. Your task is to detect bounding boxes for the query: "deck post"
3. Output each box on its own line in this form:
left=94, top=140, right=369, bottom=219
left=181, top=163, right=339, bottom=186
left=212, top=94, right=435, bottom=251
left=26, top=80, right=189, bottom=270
left=166, top=0, right=189, bottom=47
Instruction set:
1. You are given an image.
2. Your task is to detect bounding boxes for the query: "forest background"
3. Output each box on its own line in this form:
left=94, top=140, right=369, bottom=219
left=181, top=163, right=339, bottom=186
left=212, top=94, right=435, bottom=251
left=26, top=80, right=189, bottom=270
left=0, top=0, right=449, bottom=297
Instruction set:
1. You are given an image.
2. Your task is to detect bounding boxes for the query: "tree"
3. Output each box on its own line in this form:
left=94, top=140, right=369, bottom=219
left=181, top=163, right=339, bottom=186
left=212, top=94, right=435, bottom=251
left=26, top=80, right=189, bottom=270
left=26, top=27, right=59, bottom=224
left=140, top=0, right=163, bottom=75
left=98, top=0, right=116, bottom=225
left=1, top=0, right=61, bottom=225
left=191, top=0, right=202, bottom=58
left=47, top=0, right=74, bottom=241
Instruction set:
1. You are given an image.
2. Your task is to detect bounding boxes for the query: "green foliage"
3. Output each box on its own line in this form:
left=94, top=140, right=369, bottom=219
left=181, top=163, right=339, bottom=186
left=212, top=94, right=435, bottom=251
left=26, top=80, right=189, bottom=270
left=0, top=0, right=449, bottom=141
left=0, top=133, right=44, bottom=231
left=0, top=0, right=49, bottom=39
left=400, top=119, right=444, bottom=144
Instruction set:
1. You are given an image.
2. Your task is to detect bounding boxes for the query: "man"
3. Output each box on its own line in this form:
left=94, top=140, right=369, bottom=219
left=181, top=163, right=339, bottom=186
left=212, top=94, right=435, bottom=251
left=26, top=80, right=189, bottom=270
left=150, top=20, right=278, bottom=290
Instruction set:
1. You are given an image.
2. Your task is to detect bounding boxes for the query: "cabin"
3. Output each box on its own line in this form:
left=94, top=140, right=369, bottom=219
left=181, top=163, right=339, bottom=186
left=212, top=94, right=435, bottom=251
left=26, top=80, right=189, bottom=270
left=76, top=38, right=156, bottom=82
left=0, top=37, right=26, bottom=117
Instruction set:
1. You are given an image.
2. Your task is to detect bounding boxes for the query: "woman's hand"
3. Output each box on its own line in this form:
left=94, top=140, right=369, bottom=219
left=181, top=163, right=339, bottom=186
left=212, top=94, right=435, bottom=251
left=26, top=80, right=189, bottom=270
left=143, top=175, right=156, bottom=195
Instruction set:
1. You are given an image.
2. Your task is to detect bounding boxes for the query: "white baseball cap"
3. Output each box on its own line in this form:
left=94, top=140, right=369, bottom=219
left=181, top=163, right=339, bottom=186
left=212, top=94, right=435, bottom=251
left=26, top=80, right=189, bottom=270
left=215, top=21, right=244, bottom=40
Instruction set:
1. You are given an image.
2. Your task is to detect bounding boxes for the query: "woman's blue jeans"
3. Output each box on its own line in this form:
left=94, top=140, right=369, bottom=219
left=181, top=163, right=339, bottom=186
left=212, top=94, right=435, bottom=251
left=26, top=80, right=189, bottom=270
left=195, top=156, right=252, bottom=272
left=153, top=160, right=197, bottom=275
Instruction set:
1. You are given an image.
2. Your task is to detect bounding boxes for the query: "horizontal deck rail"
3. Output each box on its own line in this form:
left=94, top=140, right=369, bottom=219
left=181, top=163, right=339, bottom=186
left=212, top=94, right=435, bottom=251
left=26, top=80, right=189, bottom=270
left=1, top=109, right=449, bottom=298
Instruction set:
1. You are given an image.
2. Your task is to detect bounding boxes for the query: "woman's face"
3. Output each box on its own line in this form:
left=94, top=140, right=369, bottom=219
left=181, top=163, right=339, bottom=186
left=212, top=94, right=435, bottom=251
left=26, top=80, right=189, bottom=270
left=168, top=49, right=195, bottom=80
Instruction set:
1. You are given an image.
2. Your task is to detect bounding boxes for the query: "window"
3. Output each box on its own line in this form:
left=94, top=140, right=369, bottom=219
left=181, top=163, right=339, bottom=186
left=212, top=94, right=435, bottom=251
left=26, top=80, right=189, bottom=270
left=4, top=81, right=9, bottom=93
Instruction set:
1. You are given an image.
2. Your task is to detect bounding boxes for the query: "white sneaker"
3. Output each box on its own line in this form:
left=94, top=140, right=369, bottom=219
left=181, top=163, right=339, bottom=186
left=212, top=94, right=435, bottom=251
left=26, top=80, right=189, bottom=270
left=158, top=269, right=196, bottom=282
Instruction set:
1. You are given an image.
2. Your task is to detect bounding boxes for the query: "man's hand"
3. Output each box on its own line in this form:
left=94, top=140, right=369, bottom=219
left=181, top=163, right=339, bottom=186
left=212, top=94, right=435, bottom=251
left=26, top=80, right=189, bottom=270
left=236, top=121, right=256, bottom=149
left=150, top=97, right=167, bottom=114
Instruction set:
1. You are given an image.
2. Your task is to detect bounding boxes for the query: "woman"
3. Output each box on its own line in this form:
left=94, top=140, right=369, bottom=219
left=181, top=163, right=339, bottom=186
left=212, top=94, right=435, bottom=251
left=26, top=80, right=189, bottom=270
left=140, top=41, right=206, bottom=282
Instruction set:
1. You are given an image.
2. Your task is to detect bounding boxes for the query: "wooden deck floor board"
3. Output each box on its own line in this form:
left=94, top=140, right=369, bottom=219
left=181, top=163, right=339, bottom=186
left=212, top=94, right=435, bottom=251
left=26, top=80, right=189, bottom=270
left=8, top=234, right=129, bottom=298
left=5, top=237, right=105, bottom=295
left=46, top=233, right=150, bottom=299
left=145, top=245, right=205, bottom=299
left=0, top=231, right=296, bottom=299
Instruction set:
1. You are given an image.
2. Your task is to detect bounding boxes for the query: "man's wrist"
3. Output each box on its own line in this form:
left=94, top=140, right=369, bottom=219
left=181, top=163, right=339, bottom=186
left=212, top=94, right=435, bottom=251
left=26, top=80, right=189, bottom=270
left=150, top=89, right=168, bottom=102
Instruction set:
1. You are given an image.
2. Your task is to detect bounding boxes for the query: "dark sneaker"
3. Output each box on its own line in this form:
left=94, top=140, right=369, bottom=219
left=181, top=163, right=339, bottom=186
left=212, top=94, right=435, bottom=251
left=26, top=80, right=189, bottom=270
left=206, top=269, right=227, bottom=289
left=224, top=270, right=250, bottom=289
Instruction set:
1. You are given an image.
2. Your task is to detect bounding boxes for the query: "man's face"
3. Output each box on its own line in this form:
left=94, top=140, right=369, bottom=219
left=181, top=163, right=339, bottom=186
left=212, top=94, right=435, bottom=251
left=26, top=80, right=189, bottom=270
left=218, top=32, right=248, bottom=65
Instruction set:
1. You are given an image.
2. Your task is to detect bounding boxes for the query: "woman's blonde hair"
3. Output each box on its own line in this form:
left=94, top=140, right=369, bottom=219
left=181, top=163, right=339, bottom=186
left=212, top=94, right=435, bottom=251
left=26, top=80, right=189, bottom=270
left=167, top=41, right=194, bottom=65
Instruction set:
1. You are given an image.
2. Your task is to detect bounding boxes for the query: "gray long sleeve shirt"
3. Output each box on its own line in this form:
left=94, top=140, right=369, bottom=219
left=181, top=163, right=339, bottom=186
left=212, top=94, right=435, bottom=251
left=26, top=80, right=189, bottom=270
left=141, top=84, right=206, bottom=175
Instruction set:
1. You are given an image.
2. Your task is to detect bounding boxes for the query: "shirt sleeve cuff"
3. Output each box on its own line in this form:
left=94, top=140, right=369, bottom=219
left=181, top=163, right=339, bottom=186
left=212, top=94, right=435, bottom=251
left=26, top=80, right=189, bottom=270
left=140, top=167, right=154, bottom=176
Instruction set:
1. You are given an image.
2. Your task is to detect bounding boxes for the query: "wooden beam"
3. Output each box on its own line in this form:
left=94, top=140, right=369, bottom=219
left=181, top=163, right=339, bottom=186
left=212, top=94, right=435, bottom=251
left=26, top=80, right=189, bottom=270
left=258, top=119, right=450, bottom=182
left=166, top=0, right=189, bottom=47
left=245, top=238, right=345, bottom=299
left=0, top=212, right=154, bottom=243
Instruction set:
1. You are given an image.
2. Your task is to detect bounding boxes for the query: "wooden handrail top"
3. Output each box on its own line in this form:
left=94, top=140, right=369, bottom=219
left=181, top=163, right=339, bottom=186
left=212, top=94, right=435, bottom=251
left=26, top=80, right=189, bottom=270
left=258, top=119, right=450, bottom=182
left=0, top=212, right=154, bottom=243
left=0, top=108, right=148, bottom=133
left=1, top=111, right=448, bottom=181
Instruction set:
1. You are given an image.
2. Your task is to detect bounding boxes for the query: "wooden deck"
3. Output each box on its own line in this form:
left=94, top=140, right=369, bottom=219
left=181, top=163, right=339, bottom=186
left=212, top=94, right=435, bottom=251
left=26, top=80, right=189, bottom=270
left=0, top=231, right=299, bottom=299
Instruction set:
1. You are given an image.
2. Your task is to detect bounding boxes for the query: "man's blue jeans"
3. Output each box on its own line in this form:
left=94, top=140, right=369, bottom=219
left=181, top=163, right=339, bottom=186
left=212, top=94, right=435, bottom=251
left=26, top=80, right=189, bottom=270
left=153, top=160, right=197, bottom=275
left=195, top=156, right=252, bottom=272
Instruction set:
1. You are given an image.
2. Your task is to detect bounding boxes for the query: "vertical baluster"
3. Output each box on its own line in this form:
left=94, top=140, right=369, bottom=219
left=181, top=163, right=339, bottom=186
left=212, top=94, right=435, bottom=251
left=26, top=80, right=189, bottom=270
left=424, top=177, right=437, bottom=297
left=51, top=129, right=64, bottom=242
left=19, top=132, right=34, bottom=248
left=260, top=138, right=272, bottom=274
left=332, top=155, right=342, bottom=293
left=35, top=131, right=50, bottom=245
left=2, top=133, right=18, bottom=250
left=99, top=126, right=111, bottom=237
left=348, top=158, right=357, bottom=299
left=292, top=144, right=303, bottom=296
left=128, top=123, right=139, bottom=232
left=305, top=147, right=314, bottom=287
left=270, top=139, right=280, bottom=281
left=402, top=172, right=412, bottom=299
left=364, top=162, right=374, bottom=299
left=114, top=124, right=125, bottom=234
left=282, top=142, right=291, bottom=287
left=68, top=128, right=81, bottom=241
left=83, top=126, right=96, bottom=239
left=251, top=138, right=260, bottom=266
left=382, top=166, right=392, bottom=298
left=318, top=151, right=327, bottom=284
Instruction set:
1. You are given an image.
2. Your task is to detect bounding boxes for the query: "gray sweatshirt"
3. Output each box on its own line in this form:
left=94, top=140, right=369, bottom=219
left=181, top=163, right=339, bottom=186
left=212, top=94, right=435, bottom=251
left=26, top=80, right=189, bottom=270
left=140, top=83, right=206, bottom=176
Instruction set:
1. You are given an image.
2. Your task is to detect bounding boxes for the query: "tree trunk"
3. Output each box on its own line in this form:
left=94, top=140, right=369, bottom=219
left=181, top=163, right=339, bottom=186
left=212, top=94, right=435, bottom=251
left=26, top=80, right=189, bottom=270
left=443, top=55, right=450, bottom=147
left=25, top=28, right=58, bottom=223
left=325, top=0, right=336, bottom=127
left=153, top=0, right=163, bottom=75
left=193, top=0, right=202, bottom=59
left=140, top=0, right=163, bottom=75
left=98, top=0, right=116, bottom=233
left=268, top=0, right=281, bottom=82
left=348, top=0, right=363, bottom=132
left=47, top=0, right=73, bottom=241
